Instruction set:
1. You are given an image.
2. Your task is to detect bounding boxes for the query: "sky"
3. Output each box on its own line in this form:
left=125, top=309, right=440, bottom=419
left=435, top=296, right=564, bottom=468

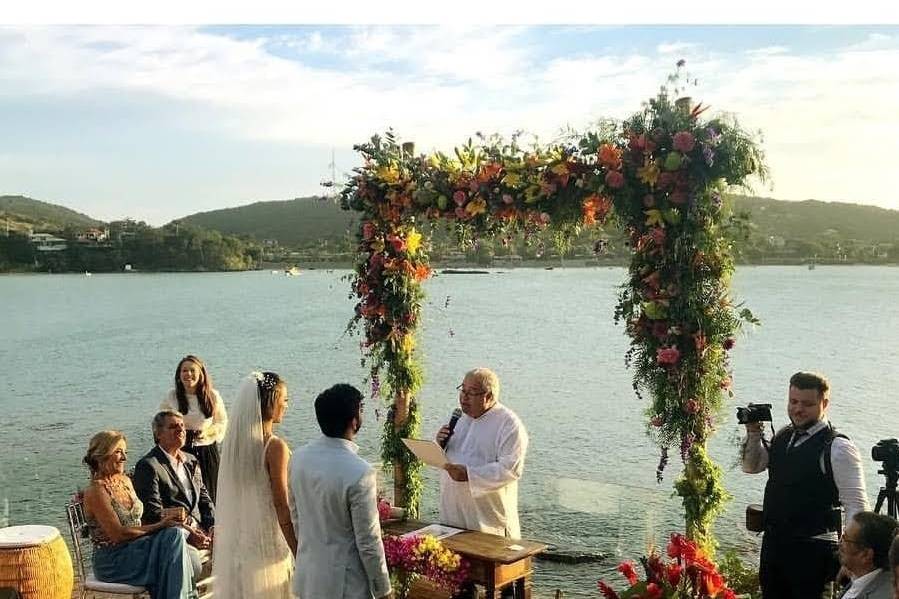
left=2, top=12, right=898, bottom=225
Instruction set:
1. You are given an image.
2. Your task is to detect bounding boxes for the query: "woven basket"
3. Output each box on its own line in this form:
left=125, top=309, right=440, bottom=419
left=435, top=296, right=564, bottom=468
left=0, top=526, right=74, bottom=599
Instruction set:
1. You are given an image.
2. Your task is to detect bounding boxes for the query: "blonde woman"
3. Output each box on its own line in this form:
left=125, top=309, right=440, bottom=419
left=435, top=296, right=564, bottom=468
left=81, top=430, right=196, bottom=599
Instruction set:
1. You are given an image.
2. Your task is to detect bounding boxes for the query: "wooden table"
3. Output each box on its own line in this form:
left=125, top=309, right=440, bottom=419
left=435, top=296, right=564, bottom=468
left=382, top=520, right=547, bottom=599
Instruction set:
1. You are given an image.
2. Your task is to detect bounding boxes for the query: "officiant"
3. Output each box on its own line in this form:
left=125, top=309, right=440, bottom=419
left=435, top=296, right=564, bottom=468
left=435, top=367, right=529, bottom=539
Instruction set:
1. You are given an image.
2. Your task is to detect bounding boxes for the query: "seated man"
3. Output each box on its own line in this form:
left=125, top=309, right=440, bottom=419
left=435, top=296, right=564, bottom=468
left=838, top=511, right=897, bottom=599
left=133, top=410, right=214, bottom=576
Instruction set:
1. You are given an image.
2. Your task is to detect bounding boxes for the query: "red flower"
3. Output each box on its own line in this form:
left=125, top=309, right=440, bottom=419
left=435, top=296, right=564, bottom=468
left=605, top=170, right=625, bottom=189
left=666, top=562, right=682, bottom=586
left=684, top=399, right=699, bottom=414
left=597, top=580, right=620, bottom=599
left=618, top=561, right=639, bottom=585
left=643, top=582, right=663, bottom=599
left=673, top=131, right=696, bottom=153
left=656, top=346, right=681, bottom=366
left=362, top=221, right=375, bottom=240
left=723, top=338, right=735, bottom=350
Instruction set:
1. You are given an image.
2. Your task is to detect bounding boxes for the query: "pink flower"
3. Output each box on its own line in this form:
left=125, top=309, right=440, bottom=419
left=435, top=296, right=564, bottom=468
left=454, top=206, right=468, bottom=220
left=377, top=498, right=392, bottom=521
left=362, top=221, right=375, bottom=240
left=656, top=346, right=681, bottom=366
left=684, top=399, right=699, bottom=414
left=673, top=131, right=696, bottom=153
left=453, top=190, right=467, bottom=206
left=651, top=415, right=664, bottom=427
left=605, top=170, right=625, bottom=189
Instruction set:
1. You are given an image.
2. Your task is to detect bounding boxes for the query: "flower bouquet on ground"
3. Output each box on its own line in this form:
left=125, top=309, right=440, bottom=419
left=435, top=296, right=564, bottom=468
left=598, top=533, right=736, bottom=599
left=383, top=534, right=469, bottom=599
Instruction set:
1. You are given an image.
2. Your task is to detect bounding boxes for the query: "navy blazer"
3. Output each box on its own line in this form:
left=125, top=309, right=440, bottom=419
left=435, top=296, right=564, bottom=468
left=132, top=445, right=215, bottom=531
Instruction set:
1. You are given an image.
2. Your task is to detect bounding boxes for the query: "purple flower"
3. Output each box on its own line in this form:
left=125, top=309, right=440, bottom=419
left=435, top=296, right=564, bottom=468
left=703, top=146, right=715, bottom=166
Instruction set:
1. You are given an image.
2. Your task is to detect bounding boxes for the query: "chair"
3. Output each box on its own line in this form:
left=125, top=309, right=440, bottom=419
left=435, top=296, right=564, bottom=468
left=64, top=501, right=148, bottom=599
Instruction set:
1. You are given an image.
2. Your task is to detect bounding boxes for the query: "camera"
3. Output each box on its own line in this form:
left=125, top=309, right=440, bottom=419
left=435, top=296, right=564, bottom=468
left=736, top=403, right=773, bottom=425
left=872, top=439, right=899, bottom=468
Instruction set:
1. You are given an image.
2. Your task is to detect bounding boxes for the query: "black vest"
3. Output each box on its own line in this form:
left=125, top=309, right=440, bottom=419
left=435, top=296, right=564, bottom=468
left=763, top=424, right=844, bottom=537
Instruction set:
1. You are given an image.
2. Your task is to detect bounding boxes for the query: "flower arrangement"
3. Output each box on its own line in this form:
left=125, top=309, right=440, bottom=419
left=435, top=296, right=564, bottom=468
left=340, top=61, right=766, bottom=545
left=382, top=534, right=469, bottom=599
left=597, top=533, right=736, bottom=599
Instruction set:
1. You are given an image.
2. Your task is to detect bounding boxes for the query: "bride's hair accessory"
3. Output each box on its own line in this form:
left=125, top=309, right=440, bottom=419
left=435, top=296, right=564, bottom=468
left=253, top=371, right=279, bottom=393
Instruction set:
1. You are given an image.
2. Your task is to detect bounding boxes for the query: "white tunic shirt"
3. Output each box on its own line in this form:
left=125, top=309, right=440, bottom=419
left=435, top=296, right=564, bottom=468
left=160, top=390, right=228, bottom=445
left=438, top=402, right=529, bottom=539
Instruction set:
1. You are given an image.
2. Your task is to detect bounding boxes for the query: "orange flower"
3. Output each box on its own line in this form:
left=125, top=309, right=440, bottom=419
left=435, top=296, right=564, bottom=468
left=413, top=264, right=432, bottom=281
left=476, top=162, right=503, bottom=184
left=582, top=194, right=612, bottom=226
left=598, top=144, right=622, bottom=170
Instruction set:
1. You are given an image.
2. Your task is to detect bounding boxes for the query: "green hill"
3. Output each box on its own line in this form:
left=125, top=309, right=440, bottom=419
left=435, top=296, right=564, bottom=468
left=730, top=195, right=899, bottom=242
left=1, top=195, right=104, bottom=232
left=175, top=197, right=357, bottom=246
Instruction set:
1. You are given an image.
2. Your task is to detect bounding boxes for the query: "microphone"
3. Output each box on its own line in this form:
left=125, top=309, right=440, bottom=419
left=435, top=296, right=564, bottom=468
left=439, top=408, right=463, bottom=449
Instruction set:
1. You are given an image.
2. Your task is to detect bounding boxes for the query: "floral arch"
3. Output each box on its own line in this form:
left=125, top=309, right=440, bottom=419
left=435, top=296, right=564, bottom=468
left=339, top=70, right=767, bottom=548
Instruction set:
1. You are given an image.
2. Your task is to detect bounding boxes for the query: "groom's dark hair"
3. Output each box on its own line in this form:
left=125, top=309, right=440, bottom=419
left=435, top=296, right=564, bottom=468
left=315, top=383, right=363, bottom=437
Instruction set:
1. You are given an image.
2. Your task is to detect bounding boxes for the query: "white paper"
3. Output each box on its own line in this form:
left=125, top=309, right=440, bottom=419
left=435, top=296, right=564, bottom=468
left=401, top=524, right=464, bottom=540
left=401, top=438, right=448, bottom=468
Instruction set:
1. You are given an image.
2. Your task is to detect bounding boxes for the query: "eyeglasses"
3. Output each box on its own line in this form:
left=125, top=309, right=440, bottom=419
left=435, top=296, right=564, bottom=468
left=456, top=384, right=487, bottom=398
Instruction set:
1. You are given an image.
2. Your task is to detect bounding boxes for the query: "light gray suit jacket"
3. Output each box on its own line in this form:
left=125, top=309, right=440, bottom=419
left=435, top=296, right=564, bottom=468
left=289, top=436, right=391, bottom=599
left=840, top=569, right=893, bottom=599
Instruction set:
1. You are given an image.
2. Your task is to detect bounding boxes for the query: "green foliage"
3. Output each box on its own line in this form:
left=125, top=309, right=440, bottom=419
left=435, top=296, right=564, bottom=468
left=717, top=550, right=761, bottom=599
left=0, top=195, right=102, bottom=230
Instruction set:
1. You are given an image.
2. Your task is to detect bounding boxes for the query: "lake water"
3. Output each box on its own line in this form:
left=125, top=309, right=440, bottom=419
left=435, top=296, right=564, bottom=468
left=2, top=266, right=898, bottom=597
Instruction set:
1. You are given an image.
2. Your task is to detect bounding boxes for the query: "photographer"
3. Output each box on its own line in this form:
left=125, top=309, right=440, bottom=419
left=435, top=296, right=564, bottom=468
left=742, top=371, right=869, bottom=599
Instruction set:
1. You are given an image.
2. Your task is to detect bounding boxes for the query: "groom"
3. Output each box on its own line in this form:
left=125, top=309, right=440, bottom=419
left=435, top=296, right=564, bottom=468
left=289, top=384, right=392, bottom=599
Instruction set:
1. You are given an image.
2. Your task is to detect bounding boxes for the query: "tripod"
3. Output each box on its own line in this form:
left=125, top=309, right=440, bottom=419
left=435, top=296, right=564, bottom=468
left=873, top=465, right=899, bottom=519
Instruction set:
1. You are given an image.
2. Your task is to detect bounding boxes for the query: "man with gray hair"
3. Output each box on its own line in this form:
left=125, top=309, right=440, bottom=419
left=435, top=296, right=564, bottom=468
left=133, top=410, right=215, bottom=543
left=837, top=511, right=897, bottom=599
left=436, top=367, right=529, bottom=539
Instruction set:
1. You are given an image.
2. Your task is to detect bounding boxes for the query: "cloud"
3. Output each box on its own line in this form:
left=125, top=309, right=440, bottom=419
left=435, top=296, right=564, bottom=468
left=1, top=25, right=898, bottom=218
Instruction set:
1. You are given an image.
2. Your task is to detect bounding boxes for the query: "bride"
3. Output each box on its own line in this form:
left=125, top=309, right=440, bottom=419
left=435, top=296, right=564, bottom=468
left=213, top=372, right=297, bottom=598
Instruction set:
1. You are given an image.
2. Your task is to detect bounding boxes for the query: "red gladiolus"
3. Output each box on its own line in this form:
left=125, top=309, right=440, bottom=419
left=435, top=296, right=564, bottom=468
left=666, top=562, right=682, bottom=586
left=618, top=561, right=639, bottom=585
left=644, top=582, right=663, bottom=599
left=597, top=580, right=620, bottom=599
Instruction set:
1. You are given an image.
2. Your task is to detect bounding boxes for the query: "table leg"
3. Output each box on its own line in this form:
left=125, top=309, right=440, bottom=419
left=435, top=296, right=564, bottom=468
left=514, top=572, right=532, bottom=599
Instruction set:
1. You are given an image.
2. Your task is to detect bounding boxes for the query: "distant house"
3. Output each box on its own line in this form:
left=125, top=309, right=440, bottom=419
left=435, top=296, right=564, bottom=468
left=29, top=232, right=68, bottom=251
left=75, top=228, right=109, bottom=243
left=263, top=239, right=279, bottom=248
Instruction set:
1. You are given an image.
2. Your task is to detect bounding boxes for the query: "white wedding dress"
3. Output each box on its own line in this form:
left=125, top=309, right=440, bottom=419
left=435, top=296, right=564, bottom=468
left=213, top=374, right=294, bottom=598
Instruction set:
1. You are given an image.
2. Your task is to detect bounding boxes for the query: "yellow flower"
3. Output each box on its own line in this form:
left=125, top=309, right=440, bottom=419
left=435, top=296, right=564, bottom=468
left=401, top=335, right=415, bottom=354
left=636, top=159, right=661, bottom=187
left=376, top=165, right=400, bottom=184
left=406, top=229, right=422, bottom=255
left=645, top=209, right=664, bottom=227
left=550, top=162, right=569, bottom=177
left=502, top=171, right=522, bottom=187
left=465, top=197, right=487, bottom=216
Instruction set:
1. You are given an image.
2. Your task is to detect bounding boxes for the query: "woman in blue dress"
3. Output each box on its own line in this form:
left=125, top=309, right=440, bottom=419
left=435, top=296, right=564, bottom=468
left=82, top=430, right=197, bottom=599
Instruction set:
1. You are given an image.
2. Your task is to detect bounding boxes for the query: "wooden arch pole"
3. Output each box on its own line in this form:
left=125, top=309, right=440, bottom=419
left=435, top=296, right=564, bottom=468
left=393, top=390, right=411, bottom=507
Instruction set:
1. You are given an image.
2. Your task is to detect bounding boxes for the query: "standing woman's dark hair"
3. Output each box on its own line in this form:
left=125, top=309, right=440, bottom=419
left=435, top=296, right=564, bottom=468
left=160, top=354, right=229, bottom=501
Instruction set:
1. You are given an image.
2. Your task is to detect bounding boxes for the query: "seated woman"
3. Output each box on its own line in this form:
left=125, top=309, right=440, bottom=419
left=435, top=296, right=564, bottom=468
left=213, top=371, right=296, bottom=599
left=82, top=430, right=197, bottom=599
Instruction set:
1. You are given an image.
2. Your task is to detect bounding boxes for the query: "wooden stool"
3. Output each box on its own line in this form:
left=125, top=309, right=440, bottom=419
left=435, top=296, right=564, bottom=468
left=0, top=525, right=74, bottom=599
